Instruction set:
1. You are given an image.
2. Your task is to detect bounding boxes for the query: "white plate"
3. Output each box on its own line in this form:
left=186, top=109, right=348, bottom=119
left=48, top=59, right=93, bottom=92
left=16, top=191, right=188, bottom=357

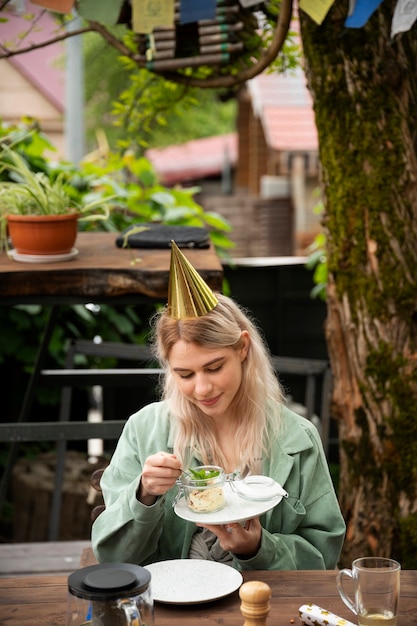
left=145, top=559, right=243, bottom=604
left=174, top=480, right=284, bottom=524
left=9, top=247, right=79, bottom=263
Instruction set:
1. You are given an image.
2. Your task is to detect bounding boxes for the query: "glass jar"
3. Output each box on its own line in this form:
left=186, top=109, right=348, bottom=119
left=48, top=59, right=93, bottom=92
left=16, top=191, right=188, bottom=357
left=67, top=562, right=153, bottom=626
left=180, top=465, right=226, bottom=513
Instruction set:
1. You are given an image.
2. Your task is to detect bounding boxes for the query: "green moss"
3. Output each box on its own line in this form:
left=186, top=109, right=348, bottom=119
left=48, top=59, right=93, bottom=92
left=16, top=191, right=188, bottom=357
left=398, top=515, right=417, bottom=569
left=362, top=342, right=417, bottom=494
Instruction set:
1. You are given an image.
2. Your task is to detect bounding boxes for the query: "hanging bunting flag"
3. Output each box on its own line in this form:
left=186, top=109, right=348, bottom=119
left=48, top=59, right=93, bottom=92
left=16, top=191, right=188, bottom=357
left=29, top=0, right=74, bottom=13
left=132, top=0, right=175, bottom=34
left=179, top=0, right=216, bottom=24
left=344, top=0, right=384, bottom=28
left=347, top=0, right=356, bottom=16
left=299, top=0, right=336, bottom=25
left=391, top=0, right=417, bottom=37
left=77, top=0, right=124, bottom=24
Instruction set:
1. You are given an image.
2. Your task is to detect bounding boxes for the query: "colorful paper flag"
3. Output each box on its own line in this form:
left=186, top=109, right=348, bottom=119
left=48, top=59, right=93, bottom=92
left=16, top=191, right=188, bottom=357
left=132, top=0, right=175, bottom=34
left=30, top=0, right=74, bottom=13
left=179, top=0, right=216, bottom=24
left=391, top=0, right=417, bottom=37
left=299, top=0, right=336, bottom=25
left=344, top=0, right=384, bottom=28
left=77, top=0, right=124, bottom=24
left=347, top=0, right=356, bottom=16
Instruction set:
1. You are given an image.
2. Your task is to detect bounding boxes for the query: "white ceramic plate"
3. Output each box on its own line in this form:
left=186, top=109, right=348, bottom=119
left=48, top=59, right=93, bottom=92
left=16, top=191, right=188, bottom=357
left=174, top=481, right=284, bottom=524
left=9, top=247, right=79, bottom=263
left=145, top=559, right=243, bottom=604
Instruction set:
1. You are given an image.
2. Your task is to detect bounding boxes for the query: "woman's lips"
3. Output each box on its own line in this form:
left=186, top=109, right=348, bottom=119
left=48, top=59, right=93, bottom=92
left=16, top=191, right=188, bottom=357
left=198, top=394, right=221, bottom=407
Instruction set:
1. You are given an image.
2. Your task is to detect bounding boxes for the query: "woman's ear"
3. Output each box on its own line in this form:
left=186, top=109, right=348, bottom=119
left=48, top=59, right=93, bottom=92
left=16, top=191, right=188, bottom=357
left=239, top=330, right=250, bottom=361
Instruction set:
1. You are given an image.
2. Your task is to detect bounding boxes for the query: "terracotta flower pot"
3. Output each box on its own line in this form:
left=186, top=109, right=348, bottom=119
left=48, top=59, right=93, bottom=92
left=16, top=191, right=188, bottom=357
left=7, top=213, right=78, bottom=255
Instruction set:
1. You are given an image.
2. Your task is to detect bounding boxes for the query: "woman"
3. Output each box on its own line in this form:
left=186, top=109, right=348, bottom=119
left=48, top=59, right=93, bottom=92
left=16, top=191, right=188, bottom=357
left=92, top=243, right=345, bottom=570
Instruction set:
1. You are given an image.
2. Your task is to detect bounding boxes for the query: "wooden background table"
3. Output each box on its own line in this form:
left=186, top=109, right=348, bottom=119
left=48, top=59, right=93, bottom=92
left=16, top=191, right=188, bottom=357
left=0, top=231, right=223, bottom=303
left=0, top=569, right=415, bottom=626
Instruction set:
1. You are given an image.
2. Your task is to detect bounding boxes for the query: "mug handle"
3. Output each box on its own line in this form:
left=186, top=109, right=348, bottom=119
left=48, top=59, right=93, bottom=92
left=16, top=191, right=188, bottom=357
left=118, top=599, right=141, bottom=626
left=336, top=568, right=357, bottom=615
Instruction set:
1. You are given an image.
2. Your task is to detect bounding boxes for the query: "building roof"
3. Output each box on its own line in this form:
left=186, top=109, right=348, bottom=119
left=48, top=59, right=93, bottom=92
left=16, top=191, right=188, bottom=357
left=146, top=67, right=317, bottom=184
left=1, top=6, right=65, bottom=112
left=146, top=133, right=238, bottom=186
left=248, top=66, right=318, bottom=152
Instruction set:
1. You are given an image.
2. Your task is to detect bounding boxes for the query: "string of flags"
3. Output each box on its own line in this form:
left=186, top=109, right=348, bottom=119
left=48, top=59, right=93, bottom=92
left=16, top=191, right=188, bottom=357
left=29, top=0, right=417, bottom=39
left=299, top=0, right=417, bottom=37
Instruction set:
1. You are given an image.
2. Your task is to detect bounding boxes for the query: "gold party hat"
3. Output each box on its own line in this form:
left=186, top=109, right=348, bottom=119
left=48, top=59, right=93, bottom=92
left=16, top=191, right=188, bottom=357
left=168, top=241, right=218, bottom=319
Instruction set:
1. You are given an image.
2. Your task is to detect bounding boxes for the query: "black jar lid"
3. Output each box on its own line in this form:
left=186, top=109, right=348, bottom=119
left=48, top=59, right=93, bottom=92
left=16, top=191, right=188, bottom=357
left=68, top=563, right=151, bottom=601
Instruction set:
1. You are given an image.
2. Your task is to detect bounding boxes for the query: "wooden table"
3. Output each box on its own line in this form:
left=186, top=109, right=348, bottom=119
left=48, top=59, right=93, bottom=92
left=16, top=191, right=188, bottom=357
left=0, top=569, right=415, bottom=626
left=0, top=231, right=223, bottom=303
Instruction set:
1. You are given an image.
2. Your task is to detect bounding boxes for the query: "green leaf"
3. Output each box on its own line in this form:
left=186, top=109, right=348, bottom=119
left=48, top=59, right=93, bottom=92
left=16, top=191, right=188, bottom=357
left=187, top=467, right=221, bottom=483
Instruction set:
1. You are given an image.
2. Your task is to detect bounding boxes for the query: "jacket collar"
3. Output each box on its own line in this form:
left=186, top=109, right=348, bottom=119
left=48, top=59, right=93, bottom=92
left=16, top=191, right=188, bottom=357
left=263, top=407, right=315, bottom=488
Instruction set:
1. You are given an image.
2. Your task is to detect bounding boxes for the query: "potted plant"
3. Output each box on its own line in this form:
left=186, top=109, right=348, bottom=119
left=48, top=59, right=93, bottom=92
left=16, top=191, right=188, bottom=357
left=0, top=147, right=113, bottom=259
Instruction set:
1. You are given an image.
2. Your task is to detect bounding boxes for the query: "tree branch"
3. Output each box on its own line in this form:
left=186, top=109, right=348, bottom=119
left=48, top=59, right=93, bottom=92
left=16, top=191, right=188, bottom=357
left=0, top=0, right=293, bottom=88
left=0, top=0, right=13, bottom=11
left=86, top=21, right=134, bottom=57
left=0, top=24, right=92, bottom=58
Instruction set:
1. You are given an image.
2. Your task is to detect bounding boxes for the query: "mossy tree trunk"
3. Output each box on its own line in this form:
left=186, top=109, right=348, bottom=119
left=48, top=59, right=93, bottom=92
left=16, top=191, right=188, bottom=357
left=299, top=1, right=417, bottom=567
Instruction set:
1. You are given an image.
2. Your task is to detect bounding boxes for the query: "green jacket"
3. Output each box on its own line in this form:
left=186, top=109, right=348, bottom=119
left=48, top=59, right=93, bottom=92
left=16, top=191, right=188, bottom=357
left=92, top=401, right=345, bottom=570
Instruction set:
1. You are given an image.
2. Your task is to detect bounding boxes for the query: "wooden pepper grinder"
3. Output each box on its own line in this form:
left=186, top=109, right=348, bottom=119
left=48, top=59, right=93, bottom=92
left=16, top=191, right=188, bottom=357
left=239, top=581, right=272, bottom=626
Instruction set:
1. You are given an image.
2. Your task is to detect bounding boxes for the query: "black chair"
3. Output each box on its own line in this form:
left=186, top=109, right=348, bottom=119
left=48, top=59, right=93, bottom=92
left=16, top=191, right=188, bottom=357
left=0, top=339, right=162, bottom=541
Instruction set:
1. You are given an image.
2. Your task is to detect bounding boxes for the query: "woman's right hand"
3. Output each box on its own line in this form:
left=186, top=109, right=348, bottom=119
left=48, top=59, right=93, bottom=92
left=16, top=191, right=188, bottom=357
left=137, top=451, right=182, bottom=505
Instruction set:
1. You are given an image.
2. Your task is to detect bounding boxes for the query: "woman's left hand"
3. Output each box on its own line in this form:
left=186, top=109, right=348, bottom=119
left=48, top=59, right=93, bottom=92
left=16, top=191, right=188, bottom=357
left=196, top=516, right=262, bottom=558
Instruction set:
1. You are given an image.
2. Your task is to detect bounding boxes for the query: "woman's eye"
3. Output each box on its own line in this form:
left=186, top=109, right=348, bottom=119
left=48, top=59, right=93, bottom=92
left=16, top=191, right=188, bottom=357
left=208, top=364, right=223, bottom=373
left=179, top=372, right=193, bottom=379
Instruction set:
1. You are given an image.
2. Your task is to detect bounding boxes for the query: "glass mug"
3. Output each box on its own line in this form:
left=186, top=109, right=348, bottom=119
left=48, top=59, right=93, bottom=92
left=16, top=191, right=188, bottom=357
left=67, top=562, right=154, bottom=626
left=336, top=557, right=400, bottom=626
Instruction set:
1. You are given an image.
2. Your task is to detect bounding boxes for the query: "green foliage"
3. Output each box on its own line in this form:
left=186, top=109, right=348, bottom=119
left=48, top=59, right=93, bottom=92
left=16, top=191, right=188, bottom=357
left=398, top=515, right=417, bottom=569
left=112, top=63, right=235, bottom=153
left=306, top=232, right=327, bottom=301
left=187, top=467, right=221, bottom=484
left=83, top=29, right=132, bottom=151
left=83, top=32, right=237, bottom=154
left=305, top=196, right=327, bottom=300
left=146, top=90, right=236, bottom=149
left=0, top=117, right=56, bottom=169
left=74, top=151, right=234, bottom=259
left=0, top=145, right=112, bottom=219
left=0, top=301, right=156, bottom=428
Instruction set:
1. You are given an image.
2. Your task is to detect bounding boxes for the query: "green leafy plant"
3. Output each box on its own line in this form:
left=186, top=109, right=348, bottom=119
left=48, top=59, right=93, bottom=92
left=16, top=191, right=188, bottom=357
left=0, top=134, right=117, bottom=252
left=77, top=150, right=235, bottom=261
left=305, top=196, right=327, bottom=301
left=306, top=232, right=327, bottom=301
left=188, top=467, right=221, bottom=483
left=0, top=146, right=113, bottom=219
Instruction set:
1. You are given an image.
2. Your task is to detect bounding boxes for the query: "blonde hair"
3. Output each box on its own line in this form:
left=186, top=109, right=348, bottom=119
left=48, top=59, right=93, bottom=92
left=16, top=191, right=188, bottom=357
left=151, top=294, right=285, bottom=473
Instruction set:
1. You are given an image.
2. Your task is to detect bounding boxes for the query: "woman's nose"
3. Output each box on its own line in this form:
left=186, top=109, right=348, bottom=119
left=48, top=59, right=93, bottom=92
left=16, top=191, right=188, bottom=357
left=194, top=374, right=212, bottom=395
